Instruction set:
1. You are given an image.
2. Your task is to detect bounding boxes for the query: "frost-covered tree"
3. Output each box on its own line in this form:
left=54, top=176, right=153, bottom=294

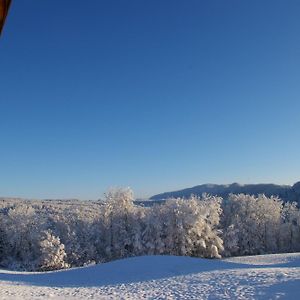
left=141, top=205, right=165, bottom=255
left=149, top=195, right=223, bottom=258
left=48, top=207, right=99, bottom=267
left=222, top=194, right=283, bottom=256
left=38, top=230, right=69, bottom=271
left=0, top=225, right=7, bottom=264
left=103, top=188, right=144, bottom=259
left=2, top=205, right=43, bottom=270
left=222, top=224, right=239, bottom=256
left=279, top=202, right=300, bottom=252
left=101, top=190, right=224, bottom=259
left=189, top=195, right=224, bottom=258
left=159, top=199, right=192, bottom=256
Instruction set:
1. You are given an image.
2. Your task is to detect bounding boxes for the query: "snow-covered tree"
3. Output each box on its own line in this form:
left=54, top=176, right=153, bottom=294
left=222, top=194, right=283, bottom=256
left=102, top=188, right=144, bottom=259
left=141, top=205, right=166, bottom=255
left=2, top=205, right=42, bottom=270
left=189, top=195, right=224, bottom=258
left=148, top=195, right=223, bottom=258
left=0, top=224, right=7, bottom=264
left=279, top=202, right=300, bottom=252
left=38, top=230, right=69, bottom=271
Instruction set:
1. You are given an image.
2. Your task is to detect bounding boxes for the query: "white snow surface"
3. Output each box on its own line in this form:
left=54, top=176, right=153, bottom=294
left=1, top=253, right=300, bottom=299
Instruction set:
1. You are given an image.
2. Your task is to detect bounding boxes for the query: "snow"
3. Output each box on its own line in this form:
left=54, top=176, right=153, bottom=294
left=1, top=253, right=300, bottom=299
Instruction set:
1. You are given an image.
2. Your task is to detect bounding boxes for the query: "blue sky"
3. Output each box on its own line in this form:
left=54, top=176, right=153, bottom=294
left=0, top=1, right=300, bottom=199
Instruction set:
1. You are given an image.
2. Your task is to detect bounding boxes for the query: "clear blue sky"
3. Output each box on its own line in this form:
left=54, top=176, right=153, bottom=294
left=0, top=0, right=299, bottom=199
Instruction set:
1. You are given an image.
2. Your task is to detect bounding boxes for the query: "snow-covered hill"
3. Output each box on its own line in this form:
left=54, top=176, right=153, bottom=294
left=150, top=182, right=300, bottom=203
left=1, top=253, right=300, bottom=299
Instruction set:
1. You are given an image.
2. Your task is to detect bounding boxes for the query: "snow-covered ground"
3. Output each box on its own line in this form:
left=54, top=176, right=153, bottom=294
left=1, top=253, right=300, bottom=299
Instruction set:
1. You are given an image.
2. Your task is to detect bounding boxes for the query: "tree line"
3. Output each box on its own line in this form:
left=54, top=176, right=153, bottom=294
left=0, top=188, right=299, bottom=271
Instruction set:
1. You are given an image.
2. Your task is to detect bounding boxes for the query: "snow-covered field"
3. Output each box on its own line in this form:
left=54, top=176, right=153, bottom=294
left=1, top=253, right=300, bottom=299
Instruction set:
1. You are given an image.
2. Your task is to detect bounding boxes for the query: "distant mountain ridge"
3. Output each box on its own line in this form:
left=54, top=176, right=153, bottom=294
left=150, top=182, right=300, bottom=204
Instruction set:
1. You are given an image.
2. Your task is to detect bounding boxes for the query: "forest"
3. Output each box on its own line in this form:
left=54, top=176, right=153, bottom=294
left=0, top=188, right=299, bottom=271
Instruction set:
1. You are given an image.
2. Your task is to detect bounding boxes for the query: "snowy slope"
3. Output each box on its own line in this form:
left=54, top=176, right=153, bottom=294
left=1, top=253, right=300, bottom=299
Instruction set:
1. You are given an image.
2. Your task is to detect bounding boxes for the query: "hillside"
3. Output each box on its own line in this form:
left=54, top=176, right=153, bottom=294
left=1, top=253, right=300, bottom=299
left=150, top=182, right=300, bottom=203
